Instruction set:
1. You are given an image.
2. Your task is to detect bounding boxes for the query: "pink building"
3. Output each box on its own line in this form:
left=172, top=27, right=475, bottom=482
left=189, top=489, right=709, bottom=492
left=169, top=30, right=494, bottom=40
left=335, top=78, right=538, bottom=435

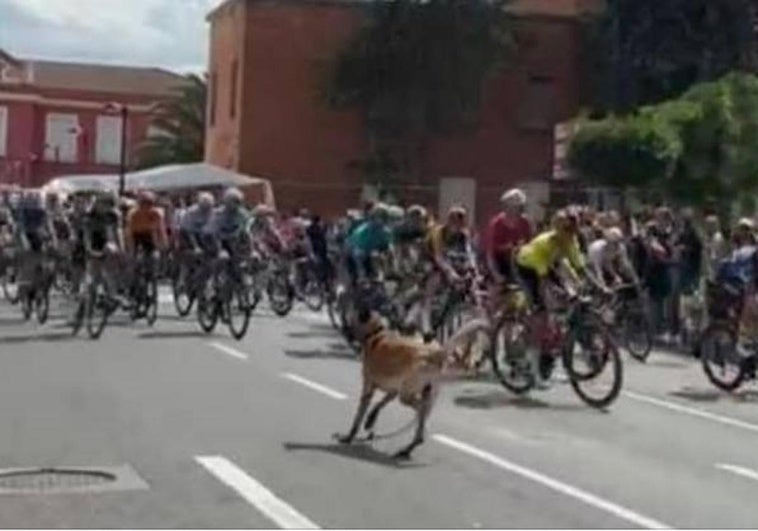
left=0, top=49, right=185, bottom=188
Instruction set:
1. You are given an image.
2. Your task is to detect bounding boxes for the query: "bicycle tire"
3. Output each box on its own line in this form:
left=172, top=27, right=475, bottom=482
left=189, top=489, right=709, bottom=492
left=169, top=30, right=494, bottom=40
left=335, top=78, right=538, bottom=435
left=563, top=323, right=623, bottom=409
left=267, top=271, right=294, bottom=317
left=489, top=319, right=535, bottom=394
left=35, top=284, right=50, bottom=325
left=146, top=278, right=158, bottom=326
left=197, top=294, right=219, bottom=334
left=226, top=289, right=252, bottom=340
left=172, top=264, right=195, bottom=317
left=86, top=285, right=109, bottom=340
left=623, top=307, right=652, bottom=362
left=700, top=323, right=745, bottom=392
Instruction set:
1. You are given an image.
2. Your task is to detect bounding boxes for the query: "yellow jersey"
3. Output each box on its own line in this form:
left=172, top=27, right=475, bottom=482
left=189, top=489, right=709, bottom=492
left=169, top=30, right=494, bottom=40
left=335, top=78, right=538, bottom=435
left=516, top=230, right=584, bottom=278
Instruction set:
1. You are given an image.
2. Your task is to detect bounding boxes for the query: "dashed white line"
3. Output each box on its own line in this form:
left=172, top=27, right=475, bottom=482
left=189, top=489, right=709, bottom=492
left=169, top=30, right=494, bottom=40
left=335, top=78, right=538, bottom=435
left=434, top=434, right=669, bottom=530
left=281, top=373, right=347, bottom=400
left=716, top=463, right=758, bottom=483
left=196, top=456, right=319, bottom=529
left=624, top=390, right=758, bottom=435
left=208, top=342, right=249, bottom=361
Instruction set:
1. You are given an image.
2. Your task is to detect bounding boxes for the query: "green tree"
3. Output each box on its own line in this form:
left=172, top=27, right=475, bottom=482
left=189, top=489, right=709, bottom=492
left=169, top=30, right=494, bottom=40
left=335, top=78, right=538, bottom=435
left=136, top=74, right=207, bottom=169
left=583, top=0, right=756, bottom=113
left=326, top=0, right=516, bottom=184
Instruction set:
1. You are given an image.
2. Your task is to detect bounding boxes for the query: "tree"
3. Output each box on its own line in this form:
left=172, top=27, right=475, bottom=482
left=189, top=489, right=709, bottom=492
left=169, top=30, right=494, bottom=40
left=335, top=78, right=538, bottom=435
left=568, top=72, right=758, bottom=212
left=567, top=112, right=682, bottom=192
left=136, top=73, right=207, bottom=169
left=326, top=0, right=516, bottom=184
left=583, top=0, right=756, bottom=113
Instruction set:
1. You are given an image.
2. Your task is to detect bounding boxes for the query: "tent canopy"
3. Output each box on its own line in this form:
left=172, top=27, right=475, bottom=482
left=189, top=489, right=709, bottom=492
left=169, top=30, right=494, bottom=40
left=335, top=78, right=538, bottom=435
left=42, top=164, right=273, bottom=201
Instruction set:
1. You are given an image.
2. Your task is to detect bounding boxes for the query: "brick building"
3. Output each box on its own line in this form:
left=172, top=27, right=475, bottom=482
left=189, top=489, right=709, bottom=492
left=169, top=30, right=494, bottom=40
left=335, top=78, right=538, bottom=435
left=205, top=0, right=604, bottom=224
left=0, top=49, right=185, bottom=188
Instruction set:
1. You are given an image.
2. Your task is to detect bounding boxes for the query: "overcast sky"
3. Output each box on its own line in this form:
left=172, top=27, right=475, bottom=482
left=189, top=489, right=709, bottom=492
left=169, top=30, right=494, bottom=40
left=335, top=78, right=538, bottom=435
left=0, top=0, right=225, bottom=74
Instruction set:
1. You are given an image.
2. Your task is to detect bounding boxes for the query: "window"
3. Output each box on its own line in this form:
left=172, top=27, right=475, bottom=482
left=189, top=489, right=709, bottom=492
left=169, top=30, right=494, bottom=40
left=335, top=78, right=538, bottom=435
left=0, top=106, right=7, bottom=157
left=44, top=113, right=78, bottom=163
left=230, top=59, right=238, bottom=118
left=95, top=115, right=123, bottom=164
left=209, top=70, right=218, bottom=126
left=518, top=76, right=557, bottom=131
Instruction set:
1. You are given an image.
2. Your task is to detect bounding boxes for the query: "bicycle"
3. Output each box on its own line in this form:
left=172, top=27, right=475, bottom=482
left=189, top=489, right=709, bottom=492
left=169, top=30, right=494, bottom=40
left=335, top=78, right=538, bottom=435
left=266, top=254, right=294, bottom=317
left=489, top=283, right=624, bottom=409
left=196, top=250, right=253, bottom=340
left=128, top=248, right=159, bottom=326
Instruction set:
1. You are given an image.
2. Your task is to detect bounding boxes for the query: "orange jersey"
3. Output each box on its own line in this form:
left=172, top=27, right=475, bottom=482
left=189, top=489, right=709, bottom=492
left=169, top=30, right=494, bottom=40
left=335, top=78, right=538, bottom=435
left=127, top=206, right=166, bottom=239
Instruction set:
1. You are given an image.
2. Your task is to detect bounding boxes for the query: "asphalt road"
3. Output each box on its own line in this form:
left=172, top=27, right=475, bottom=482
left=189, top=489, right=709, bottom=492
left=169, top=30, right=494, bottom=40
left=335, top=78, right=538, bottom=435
left=0, top=293, right=758, bottom=528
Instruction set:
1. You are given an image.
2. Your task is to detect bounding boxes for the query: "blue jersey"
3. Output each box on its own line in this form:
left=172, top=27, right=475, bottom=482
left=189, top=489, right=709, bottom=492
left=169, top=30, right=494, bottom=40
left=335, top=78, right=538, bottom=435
left=345, top=220, right=391, bottom=256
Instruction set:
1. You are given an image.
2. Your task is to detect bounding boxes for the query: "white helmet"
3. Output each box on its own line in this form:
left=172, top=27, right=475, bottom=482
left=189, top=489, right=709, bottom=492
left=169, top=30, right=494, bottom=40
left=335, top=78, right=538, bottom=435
left=197, top=192, right=215, bottom=209
left=604, top=227, right=624, bottom=244
left=222, top=187, right=244, bottom=207
left=501, top=188, right=527, bottom=207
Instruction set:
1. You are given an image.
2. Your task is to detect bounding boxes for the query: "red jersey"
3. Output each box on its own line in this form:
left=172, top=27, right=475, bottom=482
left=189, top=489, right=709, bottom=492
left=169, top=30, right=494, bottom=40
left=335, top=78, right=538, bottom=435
left=486, top=212, right=532, bottom=260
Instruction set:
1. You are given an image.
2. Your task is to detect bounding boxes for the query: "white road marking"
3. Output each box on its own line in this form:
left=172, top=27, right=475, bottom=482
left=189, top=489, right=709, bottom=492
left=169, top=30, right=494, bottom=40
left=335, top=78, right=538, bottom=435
left=716, top=463, right=758, bottom=483
left=196, top=456, right=318, bottom=529
left=209, top=342, right=249, bottom=361
left=434, top=434, right=669, bottom=530
left=624, top=390, right=758, bottom=435
left=281, top=373, right=347, bottom=400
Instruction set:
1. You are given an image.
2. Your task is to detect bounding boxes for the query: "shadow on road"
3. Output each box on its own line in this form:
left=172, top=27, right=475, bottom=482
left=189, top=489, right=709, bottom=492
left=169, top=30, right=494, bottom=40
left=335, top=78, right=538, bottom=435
left=283, top=441, right=425, bottom=469
left=454, top=390, right=587, bottom=412
left=284, top=347, right=356, bottom=361
left=138, top=330, right=215, bottom=340
left=0, top=332, right=74, bottom=345
left=669, top=387, right=721, bottom=402
left=287, top=330, right=339, bottom=340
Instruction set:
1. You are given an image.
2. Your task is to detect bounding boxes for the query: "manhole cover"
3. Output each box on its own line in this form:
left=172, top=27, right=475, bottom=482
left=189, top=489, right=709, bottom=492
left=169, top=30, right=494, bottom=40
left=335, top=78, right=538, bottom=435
left=0, top=465, right=148, bottom=495
left=0, top=469, right=115, bottom=492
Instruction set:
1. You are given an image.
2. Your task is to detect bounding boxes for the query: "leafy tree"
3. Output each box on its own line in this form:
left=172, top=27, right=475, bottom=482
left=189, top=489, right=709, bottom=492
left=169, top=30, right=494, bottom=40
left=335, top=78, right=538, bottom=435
left=136, top=74, right=207, bottom=169
left=583, top=0, right=756, bottom=113
left=567, top=113, right=681, bottom=191
left=326, top=0, right=516, bottom=183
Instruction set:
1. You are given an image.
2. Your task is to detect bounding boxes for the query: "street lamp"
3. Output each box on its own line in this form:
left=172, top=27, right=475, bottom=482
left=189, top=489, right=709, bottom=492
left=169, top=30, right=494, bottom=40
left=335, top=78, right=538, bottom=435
left=104, top=102, right=129, bottom=196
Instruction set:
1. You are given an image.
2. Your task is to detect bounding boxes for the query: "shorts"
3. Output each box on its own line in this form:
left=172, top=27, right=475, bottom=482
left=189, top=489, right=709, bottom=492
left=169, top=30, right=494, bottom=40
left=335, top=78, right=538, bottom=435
left=132, top=234, right=156, bottom=256
left=492, top=254, right=514, bottom=281
left=516, top=264, right=543, bottom=311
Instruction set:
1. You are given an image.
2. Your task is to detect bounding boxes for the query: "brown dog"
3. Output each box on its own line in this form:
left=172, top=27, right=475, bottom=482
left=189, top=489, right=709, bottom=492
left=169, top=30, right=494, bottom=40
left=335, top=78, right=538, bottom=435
left=335, top=310, right=450, bottom=460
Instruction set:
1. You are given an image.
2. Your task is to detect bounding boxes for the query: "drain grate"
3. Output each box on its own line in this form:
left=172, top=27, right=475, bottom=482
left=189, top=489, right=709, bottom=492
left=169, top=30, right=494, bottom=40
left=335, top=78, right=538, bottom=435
left=0, top=465, right=148, bottom=495
left=0, top=469, right=115, bottom=492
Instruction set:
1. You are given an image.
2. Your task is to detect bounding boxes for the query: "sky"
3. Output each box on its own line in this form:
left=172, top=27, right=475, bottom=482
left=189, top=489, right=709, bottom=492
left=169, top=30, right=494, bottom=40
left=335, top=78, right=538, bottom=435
left=0, top=0, right=225, bottom=74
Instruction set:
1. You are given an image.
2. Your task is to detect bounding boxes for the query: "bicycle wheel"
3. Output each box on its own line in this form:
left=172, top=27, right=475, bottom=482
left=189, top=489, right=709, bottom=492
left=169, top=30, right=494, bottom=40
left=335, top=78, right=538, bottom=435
left=172, top=264, right=195, bottom=317
left=145, top=278, right=158, bottom=326
left=86, top=283, right=109, bottom=340
left=3, top=265, right=19, bottom=305
left=302, top=273, right=324, bottom=312
left=70, top=297, right=86, bottom=337
left=35, top=282, right=50, bottom=325
left=623, top=306, right=652, bottom=362
left=197, top=283, right=219, bottom=334
left=489, top=319, right=535, bottom=394
left=267, top=271, right=294, bottom=317
left=226, top=288, right=252, bottom=340
left=700, top=323, right=745, bottom=392
left=562, top=322, right=623, bottom=409
left=21, top=289, right=33, bottom=321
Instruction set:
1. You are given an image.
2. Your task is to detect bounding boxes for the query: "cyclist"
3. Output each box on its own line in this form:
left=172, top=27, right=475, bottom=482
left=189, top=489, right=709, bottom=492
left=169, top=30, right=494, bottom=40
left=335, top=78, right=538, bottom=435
left=485, top=188, right=532, bottom=285
left=179, top=192, right=216, bottom=253
left=587, top=227, right=639, bottom=290
left=392, top=205, right=429, bottom=276
left=204, top=187, right=252, bottom=261
left=15, top=190, right=55, bottom=301
left=126, top=191, right=168, bottom=257
left=82, top=191, right=124, bottom=306
left=418, top=205, right=478, bottom=341
left=344, top=203, right=392, bottom=287
left=516, top=209, right=600, bottom=387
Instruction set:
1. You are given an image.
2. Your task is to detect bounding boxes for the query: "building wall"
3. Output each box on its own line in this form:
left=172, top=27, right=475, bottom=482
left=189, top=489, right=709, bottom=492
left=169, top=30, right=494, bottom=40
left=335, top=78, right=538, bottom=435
left=0, top=88, right=155, bottom=187
left=237, top=2, right=368, bottom=216
left=206, top=1, right=591, bottom=222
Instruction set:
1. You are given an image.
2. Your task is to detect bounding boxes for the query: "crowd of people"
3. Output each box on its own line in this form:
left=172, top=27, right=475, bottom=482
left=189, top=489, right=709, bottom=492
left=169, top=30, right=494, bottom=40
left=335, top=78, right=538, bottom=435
left=1, top=183, right=757, bottom=363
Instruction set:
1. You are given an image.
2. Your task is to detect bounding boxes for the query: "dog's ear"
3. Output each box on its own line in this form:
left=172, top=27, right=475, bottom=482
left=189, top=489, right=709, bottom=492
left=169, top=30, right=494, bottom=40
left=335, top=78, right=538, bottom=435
left=357, top=308, right=372, bottom=324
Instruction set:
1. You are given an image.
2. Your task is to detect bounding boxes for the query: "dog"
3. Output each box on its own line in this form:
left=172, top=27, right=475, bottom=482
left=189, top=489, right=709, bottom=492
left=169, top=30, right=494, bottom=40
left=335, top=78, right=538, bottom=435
left=335, top=309, right=452, bottom=460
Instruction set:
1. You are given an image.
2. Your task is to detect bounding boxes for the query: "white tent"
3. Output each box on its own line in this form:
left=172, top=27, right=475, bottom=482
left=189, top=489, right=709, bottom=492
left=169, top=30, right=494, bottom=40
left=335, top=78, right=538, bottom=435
left=42, top=163, right=275, bottom=206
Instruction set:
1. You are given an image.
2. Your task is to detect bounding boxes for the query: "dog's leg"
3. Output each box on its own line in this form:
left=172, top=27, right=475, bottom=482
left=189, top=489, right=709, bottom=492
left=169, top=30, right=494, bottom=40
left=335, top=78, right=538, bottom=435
left=363, top=391, right=398, bottom=438
left=335, top=383, right=374, bottom=445
left=394, top=383, right=435, bottom=460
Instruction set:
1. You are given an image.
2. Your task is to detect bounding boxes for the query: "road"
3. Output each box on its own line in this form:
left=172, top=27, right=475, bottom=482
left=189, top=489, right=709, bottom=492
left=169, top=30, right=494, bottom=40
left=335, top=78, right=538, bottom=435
left=0, top=293, right=757, bottom=528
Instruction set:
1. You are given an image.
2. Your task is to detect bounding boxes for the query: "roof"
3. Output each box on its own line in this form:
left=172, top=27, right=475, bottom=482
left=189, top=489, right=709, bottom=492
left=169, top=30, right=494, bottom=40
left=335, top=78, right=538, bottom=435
left=27, top=59, right=185, bottom=96
left=206, top=0, right=605, bottom=20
